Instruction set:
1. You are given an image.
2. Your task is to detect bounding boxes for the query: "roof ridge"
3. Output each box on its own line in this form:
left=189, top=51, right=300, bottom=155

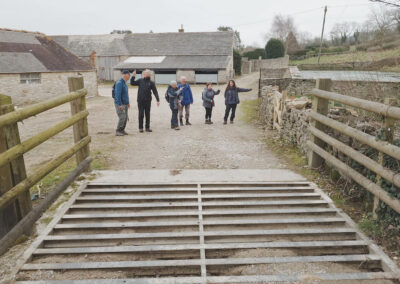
left=0, top=27, right=45, bottom=36
left=51, top=31, right=234, bottom=37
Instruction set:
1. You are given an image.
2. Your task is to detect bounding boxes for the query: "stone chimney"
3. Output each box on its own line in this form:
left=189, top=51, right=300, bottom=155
left=178, top=24, right=184, bottom=33
left=90, top=51, right=96, bottom=67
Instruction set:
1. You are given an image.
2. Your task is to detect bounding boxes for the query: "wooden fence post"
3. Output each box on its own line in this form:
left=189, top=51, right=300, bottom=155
left=308, top=79, right=331, bottom=168
left=68, top=77, right=90, bottom=168
left=373, top=97, right=396, bottom=219
left=0, top=94, right=31, bottom=238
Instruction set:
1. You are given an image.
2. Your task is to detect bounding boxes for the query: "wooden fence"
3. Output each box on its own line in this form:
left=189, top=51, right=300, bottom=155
left=308, top=78, right=400, bottom=217
left=0, top=77, right=91, bottom=254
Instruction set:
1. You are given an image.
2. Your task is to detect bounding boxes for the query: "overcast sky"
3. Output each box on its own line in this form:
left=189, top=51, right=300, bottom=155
left=0, top=0, right=384, bottom=47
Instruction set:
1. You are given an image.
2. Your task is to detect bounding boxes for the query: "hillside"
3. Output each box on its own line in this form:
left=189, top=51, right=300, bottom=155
left=290, top=49, right=400, bottom=72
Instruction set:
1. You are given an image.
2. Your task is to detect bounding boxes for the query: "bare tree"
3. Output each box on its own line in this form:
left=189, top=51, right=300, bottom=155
left=217, top=26, right=242, bottom=49
left=110, top=30, right=132, bottom=34
left=368, top=6, right=395, bottom=42
left=330, top=22, right=358, bottom=45
left=369, top=0, right=400, bottom=8
left=269, top=14, right=297, bottom=41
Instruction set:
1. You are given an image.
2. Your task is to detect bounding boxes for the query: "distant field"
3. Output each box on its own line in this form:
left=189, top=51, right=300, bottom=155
left=290, top=49, right=400, bottom=66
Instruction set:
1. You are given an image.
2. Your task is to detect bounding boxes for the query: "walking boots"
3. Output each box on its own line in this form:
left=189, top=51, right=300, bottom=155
left=186, top=119, right=192, bottom=126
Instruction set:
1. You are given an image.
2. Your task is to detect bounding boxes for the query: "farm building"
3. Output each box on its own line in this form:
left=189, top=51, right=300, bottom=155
left=0, top=29, right=98, bottom=105
left=52, top=31, right=235, bottom=84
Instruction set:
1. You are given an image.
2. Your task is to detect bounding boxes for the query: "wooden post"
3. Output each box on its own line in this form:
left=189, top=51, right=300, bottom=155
left=308, top=79, right=331, bottom=168
left=0, top=94, right=31, bottom=238
left=373, top=97, right=396, bottom=219
left=68, top=77, right=90, bottom=168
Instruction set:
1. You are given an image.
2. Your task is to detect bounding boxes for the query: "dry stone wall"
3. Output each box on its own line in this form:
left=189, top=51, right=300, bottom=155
left=287, top=79, right=400, bottom=103
left=259, top=85, right=383, bottom=155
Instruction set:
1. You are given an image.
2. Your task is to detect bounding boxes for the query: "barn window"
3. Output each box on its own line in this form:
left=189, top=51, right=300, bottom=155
left=20, top=73, right=41, bottom=84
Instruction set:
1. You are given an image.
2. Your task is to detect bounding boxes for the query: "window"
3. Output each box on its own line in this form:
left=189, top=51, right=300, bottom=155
left=20, top=73, right=41, bottom=84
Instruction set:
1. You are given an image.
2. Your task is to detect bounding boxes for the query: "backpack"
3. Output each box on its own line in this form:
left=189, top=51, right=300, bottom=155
left=165, top=89, right=170, bottom=103
left=111, top=82, right=117, bottom=99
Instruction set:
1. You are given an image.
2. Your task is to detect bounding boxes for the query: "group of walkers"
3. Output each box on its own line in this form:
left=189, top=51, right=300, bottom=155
left=113, top=69, right=252, bottom=135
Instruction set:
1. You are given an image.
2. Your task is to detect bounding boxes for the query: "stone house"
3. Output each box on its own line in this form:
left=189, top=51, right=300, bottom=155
left=52, top=31, right=235, bottom=84
left=0, top=29, right=98, bottom=105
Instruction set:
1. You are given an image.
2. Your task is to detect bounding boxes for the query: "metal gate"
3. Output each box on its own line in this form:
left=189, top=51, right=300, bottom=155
left=14, top=181, right=400, bottom=283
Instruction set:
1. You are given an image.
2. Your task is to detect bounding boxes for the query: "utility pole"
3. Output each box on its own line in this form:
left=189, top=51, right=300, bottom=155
left=318, top=6, right=328, bottom=65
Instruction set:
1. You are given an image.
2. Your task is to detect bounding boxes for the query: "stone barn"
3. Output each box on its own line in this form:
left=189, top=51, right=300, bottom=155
left=0, top=29, right=98, bottom=105
left=52, top=32, right=235, bottom=84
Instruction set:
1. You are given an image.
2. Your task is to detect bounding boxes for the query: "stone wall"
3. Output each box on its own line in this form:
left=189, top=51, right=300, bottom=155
left=241, top=58, right=251, bottom=75
left=258, top=85, right=384, bottom=155
left=260, top=55, right=289, bottom=69
left=287, top=78, right=400, bottom=103
left=259, top=85, right=311, bottom=154
left=0, top=71, right=98, bottom=106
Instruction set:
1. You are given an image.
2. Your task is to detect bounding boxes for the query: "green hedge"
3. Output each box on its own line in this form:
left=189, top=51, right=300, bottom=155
left=265, top=39, right=285, bottom=59
left=243, top=48, right=266, bottom=60
left=233, top=49, right=242, bottom=76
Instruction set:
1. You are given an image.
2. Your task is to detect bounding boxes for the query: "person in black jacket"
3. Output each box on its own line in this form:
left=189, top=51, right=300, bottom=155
left=130, top=69, right=160, bottom=132
left=224, top=80, right=252, bottom=124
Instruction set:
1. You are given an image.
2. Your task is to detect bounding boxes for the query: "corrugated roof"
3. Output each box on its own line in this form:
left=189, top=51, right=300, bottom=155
left=114, top=55, right=230, bottom=70
left=52, top=32, right=234, bottom=57
left=0, top=29, right=94, bottom=73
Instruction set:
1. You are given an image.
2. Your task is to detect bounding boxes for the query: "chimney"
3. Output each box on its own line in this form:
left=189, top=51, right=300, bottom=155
left=90, top=51, right=96, bottom=67
left=178, top=24, right=184, bottom=33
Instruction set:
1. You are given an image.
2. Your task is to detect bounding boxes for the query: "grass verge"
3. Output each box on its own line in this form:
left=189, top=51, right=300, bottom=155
left=290, top=49, right=400, bottom=66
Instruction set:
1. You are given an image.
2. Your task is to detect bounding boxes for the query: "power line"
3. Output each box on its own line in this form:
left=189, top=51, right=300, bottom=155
left=232, top=3, right=371, bottom=28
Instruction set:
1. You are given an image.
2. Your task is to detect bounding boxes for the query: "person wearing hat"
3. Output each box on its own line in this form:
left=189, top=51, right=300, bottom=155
left=114, top=70, right=131, bottom=136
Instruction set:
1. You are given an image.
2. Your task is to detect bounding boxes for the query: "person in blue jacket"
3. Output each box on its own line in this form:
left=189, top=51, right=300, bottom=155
left=224, top=79, right=252, bottom=124
left=114, top=70, right=131, bottom=136
left=177, top=76, right=193, bottom=126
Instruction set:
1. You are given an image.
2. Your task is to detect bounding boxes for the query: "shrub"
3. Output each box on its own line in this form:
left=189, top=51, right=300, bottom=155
left=356, top=45, right=368, bottom=52
left=382, top=43, right=397, bottom=50
left=292, top=49, right=308, bottom=56
left=265, top=38, right=285, bottom=59
left=243, top=48, right=266, bottom=60
left=233, top=49, right=242, bottom=76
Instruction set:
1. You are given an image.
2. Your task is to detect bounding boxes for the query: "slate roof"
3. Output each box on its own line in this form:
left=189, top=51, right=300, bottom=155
left=52, top=34, right=127, bottom=57
left=0, top=29, right=94, bottom=73
left=114, top=55, right=230, bottom=70
left=52, top=32, right=234, bottom=57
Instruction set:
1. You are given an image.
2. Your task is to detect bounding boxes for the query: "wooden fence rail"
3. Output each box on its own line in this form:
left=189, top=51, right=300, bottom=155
left=308, top=78, right=400, bottom=217
left=0, top=76, right=91, bottom=252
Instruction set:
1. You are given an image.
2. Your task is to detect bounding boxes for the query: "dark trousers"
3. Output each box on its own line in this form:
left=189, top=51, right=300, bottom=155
left=171, top=107, right=179, bottom=127
left=138, top=100, right=151, bottom=130
left=205, top=107, right=213, bottom=120
left=224, top=104, right=237, bottom=122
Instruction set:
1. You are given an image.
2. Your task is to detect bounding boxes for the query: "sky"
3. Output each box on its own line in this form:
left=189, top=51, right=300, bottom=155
left=0, top=0, right=385, bottom=47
